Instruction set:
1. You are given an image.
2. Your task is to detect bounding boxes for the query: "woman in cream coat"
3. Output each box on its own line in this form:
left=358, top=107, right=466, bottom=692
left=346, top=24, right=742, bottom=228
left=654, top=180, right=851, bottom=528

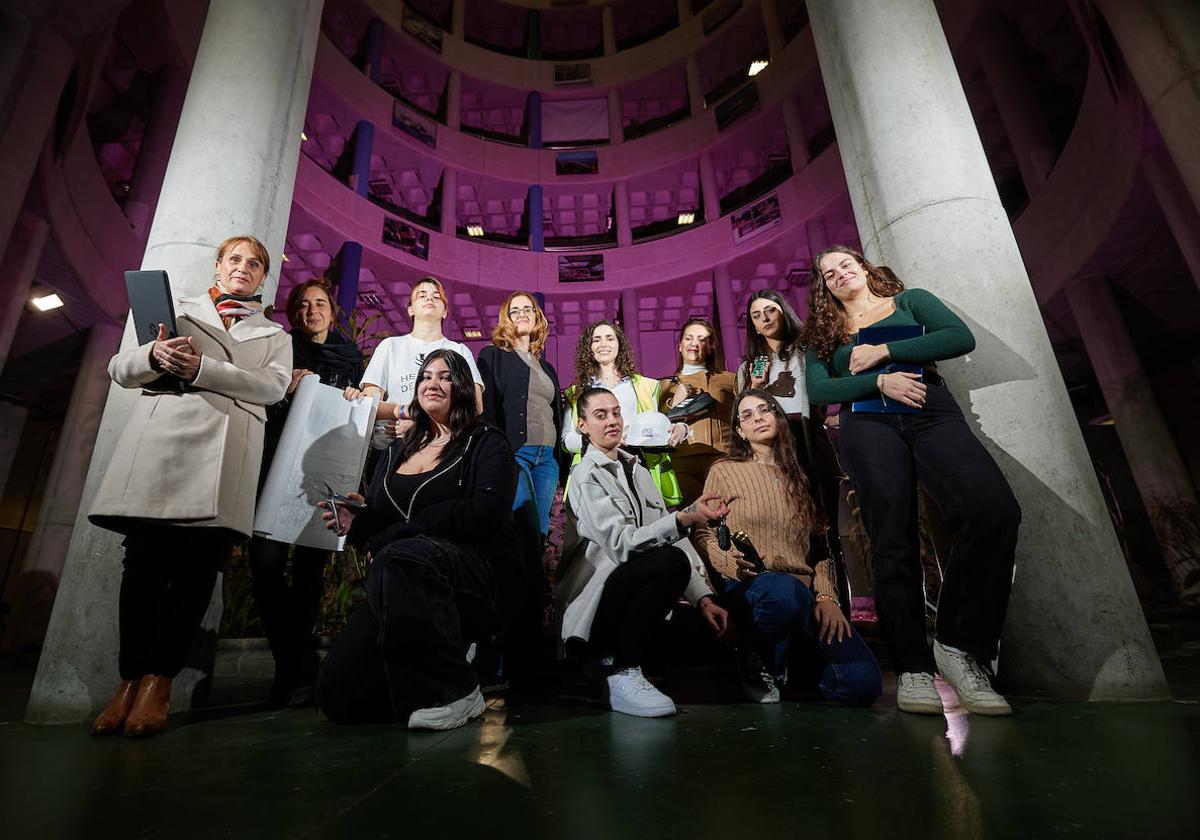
left=89, top=235, right=291, bottom=737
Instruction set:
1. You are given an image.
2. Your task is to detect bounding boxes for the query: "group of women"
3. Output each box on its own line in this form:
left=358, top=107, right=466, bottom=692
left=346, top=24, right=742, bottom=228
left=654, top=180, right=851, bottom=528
left=86, top=234, right=1020, bottom=737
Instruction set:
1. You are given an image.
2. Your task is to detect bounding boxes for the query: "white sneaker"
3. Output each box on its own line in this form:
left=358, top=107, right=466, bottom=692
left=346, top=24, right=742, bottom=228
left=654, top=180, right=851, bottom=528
left=736, top=649, right=781, bottom=704
left=897, top=672, right=945, bottom=715
left=606, top=667, right=677, bottom=717
left=407, top=685, right=486, bottom=730
left=934, top=641, right=1012, bottom=716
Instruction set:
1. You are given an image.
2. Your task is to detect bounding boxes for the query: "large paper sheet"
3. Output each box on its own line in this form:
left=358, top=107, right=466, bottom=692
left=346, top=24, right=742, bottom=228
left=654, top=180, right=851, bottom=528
left=253, top=376, right=378, bottom=551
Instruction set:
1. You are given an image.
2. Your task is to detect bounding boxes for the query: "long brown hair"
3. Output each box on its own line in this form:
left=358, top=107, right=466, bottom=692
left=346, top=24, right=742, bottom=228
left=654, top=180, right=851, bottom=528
left=571, top=320, right=640, bottom=395
left=741, top=290, right=805, bottom=370
left=672, top=317, right=724, bottom=376
left=723, top=389, right=818, bottom=533
left=491, top=291, right=548, bottom=357
left=803, top=245, right=905, bottom=360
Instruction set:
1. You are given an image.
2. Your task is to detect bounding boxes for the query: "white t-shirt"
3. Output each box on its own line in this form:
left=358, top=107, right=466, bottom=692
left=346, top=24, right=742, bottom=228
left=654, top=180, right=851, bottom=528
left=361, top=334, right=484, bottom=407
left=737, top=351, right=811, bottom=418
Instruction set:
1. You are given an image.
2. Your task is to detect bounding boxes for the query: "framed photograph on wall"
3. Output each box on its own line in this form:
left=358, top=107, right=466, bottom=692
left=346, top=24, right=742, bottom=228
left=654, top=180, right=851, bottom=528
left=402, top=5, right=444, bottom=53
left=731, top=193, right=782, bottom=245
left=393, top=101, right=437, bottom=148
left=383, top=217, right=431, bottom=260
left=558, top=254, right=604, bottom=283
left=555, top=150, right=600, bottom=175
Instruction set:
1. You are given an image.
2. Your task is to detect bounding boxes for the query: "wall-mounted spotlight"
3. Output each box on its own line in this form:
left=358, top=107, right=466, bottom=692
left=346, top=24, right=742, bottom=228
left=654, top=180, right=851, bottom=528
left=466, top=224, right=485, bottom=237
left=301, top=132, right=309, bottom=141
left=32, top=292, right=64, bottom=312
left=748, top=60, right=769, bottom=77
left=677, top=211, right=696, bottom=225
left=463, top=326, right=483, bottom=339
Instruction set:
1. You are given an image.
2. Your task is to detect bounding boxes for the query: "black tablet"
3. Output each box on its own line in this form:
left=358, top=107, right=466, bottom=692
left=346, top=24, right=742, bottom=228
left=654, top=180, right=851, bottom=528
left=124, top=270, right=178, bottom=344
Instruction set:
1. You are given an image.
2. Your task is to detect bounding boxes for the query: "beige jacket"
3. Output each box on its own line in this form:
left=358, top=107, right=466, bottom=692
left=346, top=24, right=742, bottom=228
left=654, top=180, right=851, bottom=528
left=557, top=446, right=713, bottom=643
left=89, top=293, right=291, bottom=538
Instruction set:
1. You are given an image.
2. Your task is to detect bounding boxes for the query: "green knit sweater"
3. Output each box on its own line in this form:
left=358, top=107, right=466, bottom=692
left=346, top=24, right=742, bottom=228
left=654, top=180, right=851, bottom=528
left=805, top=288, right=975, bottom=404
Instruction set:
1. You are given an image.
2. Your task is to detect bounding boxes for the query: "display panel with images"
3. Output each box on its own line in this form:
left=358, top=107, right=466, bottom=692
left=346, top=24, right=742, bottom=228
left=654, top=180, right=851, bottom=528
left=731, top=193, right=782, bottom=245
left=558, top=254, right=605, bottom=283
left=383, top=217, right=431, bottom=260
left=402, top=5, right=444, bottom=53
left=393, top=101, right=438, bottom=148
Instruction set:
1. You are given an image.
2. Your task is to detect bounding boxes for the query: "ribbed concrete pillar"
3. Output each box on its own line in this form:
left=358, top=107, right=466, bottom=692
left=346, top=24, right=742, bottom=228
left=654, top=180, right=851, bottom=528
left=1067, top=276, right=1200, bottom=606
left=608, top=88, right=624, bottom=144
left=712, top=264, right=742, bottom=371
left=125, top=64, right=189, bottom=239
left=1143, top=147, right=1200, bottom=291
left=26, top=0, right=324, bottom=724
left=441, top=168, right=458, bottom=235
left=602, top=4, right=617, bottom=56
left=685, top=54, right=705, bottom=117
left=1095, top=0, right=1200, bottom=216
left=781, top=96, right=809, bottom=170
left=0, top=211, right=48, bottom=376
left=699, top=152, right=721, bottom=222
left=445, top=70, right=462, bottom=131
left=974, top=12, right=1055, bottom=195
left=0, top=18, right=73, bottom=262
left=808, top=0, right=1167, bottom=699
left=614, top=180, right=633, bottom=246
left=4, top=323, right=123, bottom=652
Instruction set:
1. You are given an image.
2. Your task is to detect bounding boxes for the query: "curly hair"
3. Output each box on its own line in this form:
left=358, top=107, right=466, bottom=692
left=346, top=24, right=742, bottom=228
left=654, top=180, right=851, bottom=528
left=803, top=245, right=905, bottom=361
left=284, top=277, right=336, bottom=331
left=672, top=317, right=724, bottom=376
left=722, top=389, right=819, bottom=534
left=741, top=290, right=805, bottom=373
left=491, top=291, right=548, bottom=357
left=570, top=320, right=640, bottom=396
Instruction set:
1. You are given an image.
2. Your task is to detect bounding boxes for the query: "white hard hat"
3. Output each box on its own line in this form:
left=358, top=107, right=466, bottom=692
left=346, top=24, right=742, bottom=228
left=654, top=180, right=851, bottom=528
left=625, top=411, right=672, bottom=447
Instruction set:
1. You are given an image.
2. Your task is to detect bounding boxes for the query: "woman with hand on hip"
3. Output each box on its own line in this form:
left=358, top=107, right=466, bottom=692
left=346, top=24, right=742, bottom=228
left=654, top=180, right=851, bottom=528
left=477, top=292, right=563, bottom=538
left=804, top=245, right=1020, bottom=716
left=88, top=235, right=291, bottom=737
left=558, top=387, right=730, bottom=717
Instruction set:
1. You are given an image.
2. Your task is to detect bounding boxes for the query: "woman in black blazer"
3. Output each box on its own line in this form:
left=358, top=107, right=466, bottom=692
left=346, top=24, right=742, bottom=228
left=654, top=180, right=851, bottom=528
left=477, top=292, right=564, bottom=537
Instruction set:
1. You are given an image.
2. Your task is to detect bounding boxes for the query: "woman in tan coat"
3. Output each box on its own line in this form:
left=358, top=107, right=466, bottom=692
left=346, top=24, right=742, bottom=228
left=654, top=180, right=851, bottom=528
left=89, top=235, right=291, bottom=737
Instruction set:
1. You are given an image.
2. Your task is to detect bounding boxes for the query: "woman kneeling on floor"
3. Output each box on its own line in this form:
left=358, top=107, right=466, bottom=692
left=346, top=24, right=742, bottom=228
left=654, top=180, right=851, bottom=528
left=694, top=390, right=882, bottom=707
left=557, top=386, right=731, bottom=718
left=317, top=349, right=523, bottom=730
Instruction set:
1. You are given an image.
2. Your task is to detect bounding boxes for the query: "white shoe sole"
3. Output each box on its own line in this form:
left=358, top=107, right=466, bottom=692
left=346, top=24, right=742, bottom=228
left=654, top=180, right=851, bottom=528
left=610, top=699, right=676, bottom=717
left=407, top=689, right=486, bottom=730
left=952, top=694, right=1013, bottom=716
left=897, top=696, right=944, bottom=715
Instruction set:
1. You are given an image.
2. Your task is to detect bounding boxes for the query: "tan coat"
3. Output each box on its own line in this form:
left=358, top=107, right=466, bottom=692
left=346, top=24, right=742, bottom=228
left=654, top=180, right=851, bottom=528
left=88, top=293, right=291, bottom=538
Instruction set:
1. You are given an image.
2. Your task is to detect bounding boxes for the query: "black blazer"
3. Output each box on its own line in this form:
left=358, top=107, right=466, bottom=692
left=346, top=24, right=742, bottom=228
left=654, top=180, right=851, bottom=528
left=477, top=344, right=564, bottom=452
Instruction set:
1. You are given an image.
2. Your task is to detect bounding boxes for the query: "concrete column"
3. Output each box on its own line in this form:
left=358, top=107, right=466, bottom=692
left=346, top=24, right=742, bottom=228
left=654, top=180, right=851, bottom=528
left=349, top=120, right=374, bottom=198
left=529, top=185, right=544, bottom=251
left=607, top=88, right=624, bottom=144
left=781, top=96, right=809, bottom=170
left=676, top=0, right=693, bottom=24
left=1095, top=0, right=1200, bottom=215
left=527, top=92, right=542, bottom=149
left=4, top=323, right=122, bottom=652
left=614, top=180, right=633, bottom=246
left=0, top=211, right=48, bottom=376
left=451, top=0, right=465, bottom=38
left=440, top=168, right=458, bottom=235
left=602, top=4, right=617, bottom=56
left=1067, top=276, right=1200, bottom=606
left=445, top=70, right=462, bottom=131
left=712, top=264, right=742, bottom=371
left=125, top=64, right=189, bottom=239
left=364, top=17, right=383, bottom=84
left=336, top=241, right=363, bottom=317
left=1143, top=147, right=1200, bottom=291
left=620, top=288, right=642, bottom=360
left=807, top=0, right=1167, bottom=699
left=0, top=19, right=73, bottom=262
left=761, top=0, right=786, bottom=60
left=806, top=217, right=829, bottom=256
left=26, top=0, right=324, bottom=724
left=0, top=402, right=29, bottom=521
left=685, top=54, right=705, bottom=117
left=526, top=10, right=541, bottom=60
left=699, top=152, right=721, bottom=222
left=974, top=12, right=1056, bottom=195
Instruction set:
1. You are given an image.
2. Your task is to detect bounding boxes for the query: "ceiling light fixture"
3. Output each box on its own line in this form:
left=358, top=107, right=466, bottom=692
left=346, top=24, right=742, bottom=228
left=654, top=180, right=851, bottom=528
left=466, top=224, right=485, bottom=237
left=32, top=292, right=64, bottom=312
left=748, top=60, right=769, bottom=77
left=463, top=327, right=483, bottom=339
left=677, top=211, right=696, bottom=225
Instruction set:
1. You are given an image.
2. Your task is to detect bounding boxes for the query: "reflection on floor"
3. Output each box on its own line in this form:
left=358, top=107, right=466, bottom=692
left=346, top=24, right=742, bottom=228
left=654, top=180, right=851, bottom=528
left=0, top=687, right=1197, bottom=839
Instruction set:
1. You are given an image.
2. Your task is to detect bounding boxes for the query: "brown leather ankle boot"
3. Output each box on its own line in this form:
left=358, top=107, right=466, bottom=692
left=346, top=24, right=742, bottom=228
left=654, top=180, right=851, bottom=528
left=123, top=675, right=172, bottom=737
left=91, top=678, right=142, bottom=735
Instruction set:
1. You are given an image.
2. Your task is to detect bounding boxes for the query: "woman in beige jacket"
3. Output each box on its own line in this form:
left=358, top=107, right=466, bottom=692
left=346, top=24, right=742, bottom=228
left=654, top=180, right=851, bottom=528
left=89, top=235, right=291, bottom=737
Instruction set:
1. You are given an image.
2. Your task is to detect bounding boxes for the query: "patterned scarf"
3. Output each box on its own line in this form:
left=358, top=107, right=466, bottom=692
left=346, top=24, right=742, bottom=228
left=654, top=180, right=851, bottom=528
left=209, top=285, right=264, bottom=329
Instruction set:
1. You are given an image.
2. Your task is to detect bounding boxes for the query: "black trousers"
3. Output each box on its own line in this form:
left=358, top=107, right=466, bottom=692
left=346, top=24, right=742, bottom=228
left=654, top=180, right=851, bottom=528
left=788, top=416, right=848, bottom=605
left=590, top=544, right=691, bottom=669
left=118, top=525, right=234, bottom=680
left=317, top=536, right=500, bottom=723
left=839, top=383, right=1021, bottom=673
left=247, top=536, right=328, bottom=690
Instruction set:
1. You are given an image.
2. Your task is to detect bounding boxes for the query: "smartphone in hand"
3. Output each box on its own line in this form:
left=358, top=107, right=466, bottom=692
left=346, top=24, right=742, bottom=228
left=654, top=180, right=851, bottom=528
left=751, top=355, right=769, bottom=378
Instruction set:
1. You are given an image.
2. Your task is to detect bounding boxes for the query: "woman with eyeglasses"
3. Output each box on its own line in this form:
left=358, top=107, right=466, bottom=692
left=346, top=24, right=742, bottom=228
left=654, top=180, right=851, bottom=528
left=478, top=292, right=564, bottom=538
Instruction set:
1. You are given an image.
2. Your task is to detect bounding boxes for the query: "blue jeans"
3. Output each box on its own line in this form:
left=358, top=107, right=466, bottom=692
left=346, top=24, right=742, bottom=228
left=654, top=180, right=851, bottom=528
left=724, top=572, right=882, bottom=707
left=513, top=445, right=558, bottom=536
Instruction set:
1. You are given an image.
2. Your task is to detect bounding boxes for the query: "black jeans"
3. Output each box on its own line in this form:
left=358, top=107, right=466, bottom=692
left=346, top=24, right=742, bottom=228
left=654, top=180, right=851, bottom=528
left=839, top=383, right=1021, bottom=674
left=248, top=536, right=328, bottom=691
left=590, top=544, right=691, bottom=670
left=118, top=525, right=234, bottom=679
left=317, top=536, right=500, bottom=723
left=789, top=416, right=848, bottom=605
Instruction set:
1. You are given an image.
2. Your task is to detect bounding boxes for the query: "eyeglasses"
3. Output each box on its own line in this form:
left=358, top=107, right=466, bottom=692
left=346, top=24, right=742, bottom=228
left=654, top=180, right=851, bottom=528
left=508, top=306, right=535, bottom=317
left=737, top=404, right=776, bottom=422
